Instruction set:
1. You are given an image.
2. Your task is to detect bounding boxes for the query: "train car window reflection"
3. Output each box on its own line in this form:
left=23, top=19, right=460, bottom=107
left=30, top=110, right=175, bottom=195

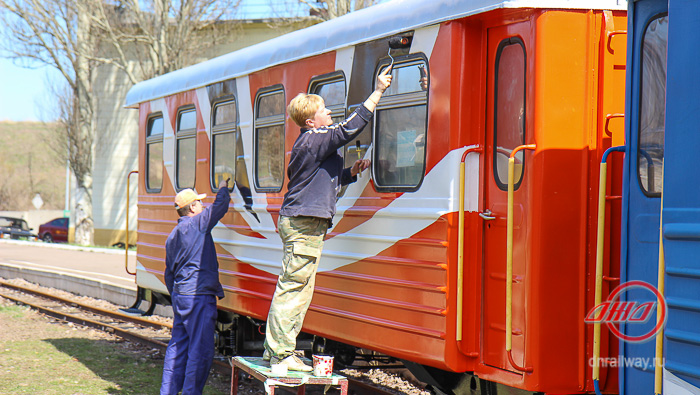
left=212, top=100, right=237, bottom=191
left=309, top=74, right=355, bottom=167
left=311, top=77, right=346, bottom=123
left=638, top=15, right=667, bottom=196
left=256, top=92, right=285, bottom=118
left=254, top=88, right=285, bottom=191
left=343, top=105, right=370, bottom=168
left=494, top=39, right=526, bottom=191
left=374, top=58, right=428, bottom=191
left=214, top=100, right=237, bottom=125
left=146, top=115, right=163, bottom=192
left=176, top=108, right=197, bottom=190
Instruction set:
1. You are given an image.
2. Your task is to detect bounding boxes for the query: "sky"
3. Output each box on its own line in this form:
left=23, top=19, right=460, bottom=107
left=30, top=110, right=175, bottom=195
left=0, top=57, right=61, bottom=122
left=0, top=0, right=285, bottom=123
left=0, top=0, right=385, bottom=122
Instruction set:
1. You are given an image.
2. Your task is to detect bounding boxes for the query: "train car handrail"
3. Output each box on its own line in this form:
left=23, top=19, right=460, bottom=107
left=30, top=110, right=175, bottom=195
left=457, top=145, right=482, bottom=345
left=607, top=30, right=627, bottom=54
left=506, top=144, right=536, bottom=373
left=126, top=170, right=138, bottom=276
left=593, top=146, right=625, bottom=395
left=654, top=163, right=665, bottom=395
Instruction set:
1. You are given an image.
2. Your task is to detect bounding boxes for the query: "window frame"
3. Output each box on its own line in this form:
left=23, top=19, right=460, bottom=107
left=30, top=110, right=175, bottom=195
left=210, top=96, right=238, bottom=192
left=308, top=71, right=347, bottom=121
left=493, top=36, right=527, bottom=192
left=372, top=54, right=430, bottom=193
left=636, top=12, right=668, bottom=198
left=145, top=112, right=164, bottom=193
left=175, top=106, right=198, bottom=191
left=253, top=85, right=286, bottom=193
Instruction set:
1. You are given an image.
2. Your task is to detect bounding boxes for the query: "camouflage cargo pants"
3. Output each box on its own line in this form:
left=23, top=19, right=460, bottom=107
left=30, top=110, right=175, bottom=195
left=264, top=215, right=329, bottom=359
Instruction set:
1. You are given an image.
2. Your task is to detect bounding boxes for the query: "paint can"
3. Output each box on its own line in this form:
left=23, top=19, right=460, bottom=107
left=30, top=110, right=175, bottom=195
left=312, top=355, right=334, bottom=377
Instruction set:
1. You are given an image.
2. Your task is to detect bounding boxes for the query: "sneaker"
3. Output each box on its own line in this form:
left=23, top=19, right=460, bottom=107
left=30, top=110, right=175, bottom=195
left=271, top=354, right=312, bottom=372
left=262, top=349, right=271, bottom=362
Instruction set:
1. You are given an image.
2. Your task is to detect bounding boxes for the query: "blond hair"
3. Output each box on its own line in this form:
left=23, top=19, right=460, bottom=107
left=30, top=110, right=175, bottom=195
left=287, top=93, right=324, bottom=127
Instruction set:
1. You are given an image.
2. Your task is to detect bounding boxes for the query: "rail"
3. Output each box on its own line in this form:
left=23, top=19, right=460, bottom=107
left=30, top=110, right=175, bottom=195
left=126, top=170, right=138, bottom=275
left=593, top=146, right=625, bottom=395
left=506, top=144, right=536, bottom=373
left=457, top=145, right=482, bottom=343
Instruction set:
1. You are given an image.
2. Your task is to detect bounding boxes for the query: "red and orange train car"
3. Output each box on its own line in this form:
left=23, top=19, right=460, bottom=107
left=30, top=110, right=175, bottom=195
left=125, top=0, right=627, bottom=393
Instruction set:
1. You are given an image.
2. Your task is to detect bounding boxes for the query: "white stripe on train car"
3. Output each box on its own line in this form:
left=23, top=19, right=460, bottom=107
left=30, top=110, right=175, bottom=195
left=335, top=47, right=355, bottom=91
left=663, top=369, right=700, bottom=395
left=135, top=260, right=169, bottom=294
left=211, top=145, right=480, bottom=275
left=196, top=87, right=212, bottom=140
left=410, top=25, right=441, bottom=60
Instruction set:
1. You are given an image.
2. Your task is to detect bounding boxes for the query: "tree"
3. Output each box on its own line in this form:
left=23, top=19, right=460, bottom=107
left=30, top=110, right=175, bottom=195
left=0, top=0, right=241, bottom=245
left=90, top=0, right=241, bottom=84
left=302, top=0, right=379, bottom=20
left=265, top=0, right=379, bottom=24
left=0, top=0, right=97, bottom=245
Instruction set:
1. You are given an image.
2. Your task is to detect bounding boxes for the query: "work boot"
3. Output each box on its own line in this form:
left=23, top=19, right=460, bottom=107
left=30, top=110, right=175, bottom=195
left=262, top=349, right=271, bottom=362
left=271, top=354, right=312, bottom=372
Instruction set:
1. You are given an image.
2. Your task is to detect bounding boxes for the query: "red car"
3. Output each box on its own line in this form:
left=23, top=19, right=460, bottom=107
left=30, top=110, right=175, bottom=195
left=38, top=217, right=69, bottom=243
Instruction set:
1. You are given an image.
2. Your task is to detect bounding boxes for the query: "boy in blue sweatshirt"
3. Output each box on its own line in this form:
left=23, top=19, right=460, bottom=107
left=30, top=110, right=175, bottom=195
left=264, top=67, right=393, bottom=371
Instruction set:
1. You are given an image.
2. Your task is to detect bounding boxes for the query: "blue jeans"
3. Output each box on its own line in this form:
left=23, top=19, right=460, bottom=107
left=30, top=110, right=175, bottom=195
left=160, top=293, right=217, bottom=395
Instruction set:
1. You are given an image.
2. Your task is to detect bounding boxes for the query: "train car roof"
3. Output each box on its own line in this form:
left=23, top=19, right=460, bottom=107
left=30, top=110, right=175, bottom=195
left=125, top=0, right=626, bottom=108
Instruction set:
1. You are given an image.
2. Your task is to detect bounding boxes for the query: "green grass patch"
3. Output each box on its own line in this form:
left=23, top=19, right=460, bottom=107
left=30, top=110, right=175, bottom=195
left=0, top=304, right=228, bottom=394
left=0, top=304, right=28, bottom=319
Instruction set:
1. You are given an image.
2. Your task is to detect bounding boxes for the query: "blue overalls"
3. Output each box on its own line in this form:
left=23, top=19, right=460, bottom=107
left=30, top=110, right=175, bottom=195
left=161, top=187, right=229, bottom=395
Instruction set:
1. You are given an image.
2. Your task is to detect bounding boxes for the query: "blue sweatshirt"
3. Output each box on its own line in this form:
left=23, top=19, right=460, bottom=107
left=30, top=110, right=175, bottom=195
left=164, top=186, right=230, bottom=298
left=279, top=105, right=373, bottom=219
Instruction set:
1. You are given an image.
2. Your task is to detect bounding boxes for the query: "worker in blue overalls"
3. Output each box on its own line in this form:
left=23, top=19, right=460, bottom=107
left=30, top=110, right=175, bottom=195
left=161, top=178, right=230, bottom=395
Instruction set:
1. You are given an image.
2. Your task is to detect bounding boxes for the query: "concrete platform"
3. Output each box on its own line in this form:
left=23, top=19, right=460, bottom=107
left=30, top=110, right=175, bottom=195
left=0, top=239, right=173, bottom=317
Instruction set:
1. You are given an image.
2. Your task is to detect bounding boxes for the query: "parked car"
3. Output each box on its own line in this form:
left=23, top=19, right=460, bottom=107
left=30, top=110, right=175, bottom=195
left=0, top=216, right=38, bottom=241
left=38, top=217, right=69, bottom=243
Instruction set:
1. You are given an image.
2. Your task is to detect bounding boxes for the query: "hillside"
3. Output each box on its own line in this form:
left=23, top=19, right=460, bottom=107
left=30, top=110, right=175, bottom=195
left=0, top=121, right=66, bottom=211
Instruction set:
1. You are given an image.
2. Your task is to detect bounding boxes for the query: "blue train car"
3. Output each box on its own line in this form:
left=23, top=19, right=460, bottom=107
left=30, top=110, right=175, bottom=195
left=620, top=0, right=666, bottom=393
left=658, top=2, right=700, bottom=393
left=621, top=0, right=700, bottom=394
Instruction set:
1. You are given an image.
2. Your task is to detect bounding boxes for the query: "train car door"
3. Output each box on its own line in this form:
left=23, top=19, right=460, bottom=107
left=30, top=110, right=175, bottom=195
left=620, top=0, right=667, bottom=393
left=659, top=2, right=700, bottom=393
left=482, top=21, right=530, bottom=372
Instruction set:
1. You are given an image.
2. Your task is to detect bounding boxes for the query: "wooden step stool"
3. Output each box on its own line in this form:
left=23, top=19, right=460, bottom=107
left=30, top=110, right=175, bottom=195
left=230, top=356, right=348, bottom=394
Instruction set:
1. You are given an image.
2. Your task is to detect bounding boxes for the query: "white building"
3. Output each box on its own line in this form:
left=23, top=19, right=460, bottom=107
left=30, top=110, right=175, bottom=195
left=88, top=18, right=314, bottom=246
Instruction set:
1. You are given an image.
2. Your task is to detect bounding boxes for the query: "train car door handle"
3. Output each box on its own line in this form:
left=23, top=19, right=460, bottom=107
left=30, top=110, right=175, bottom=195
left=479, top=210, right=496, bottom=220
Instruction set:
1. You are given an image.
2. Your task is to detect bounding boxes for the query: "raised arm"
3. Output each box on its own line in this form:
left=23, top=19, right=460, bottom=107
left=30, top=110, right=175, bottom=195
left=200, top=178, right=231, bottom=233
left=363, top=66, right=393, bottom=112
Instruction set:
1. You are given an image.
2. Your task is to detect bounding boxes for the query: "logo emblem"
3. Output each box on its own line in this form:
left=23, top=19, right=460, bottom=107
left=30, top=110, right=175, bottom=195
left=585, top=280, right=667, bottom=343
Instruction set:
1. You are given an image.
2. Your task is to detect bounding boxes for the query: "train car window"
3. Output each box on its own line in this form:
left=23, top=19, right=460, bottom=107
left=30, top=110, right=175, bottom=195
left=373, top=57, right=429, bottom=192
left=254, top=87, right=285, bottom=192
left=494, top=38, right=526, bottom=191
left=176, top=107, right=197, bottom=190
left=309, top=73, right=357, bottom=167
left=146, top=114, right=163, bottom=192
left=309, top=73, right=346, bottom=123
left=211, top=99, right=237, bottom=192
left=638, top=15, right=667, bottom=196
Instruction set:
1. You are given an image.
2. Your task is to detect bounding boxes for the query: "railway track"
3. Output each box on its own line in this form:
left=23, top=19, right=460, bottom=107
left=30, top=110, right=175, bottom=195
left=0, top=279, right=410, bottom=394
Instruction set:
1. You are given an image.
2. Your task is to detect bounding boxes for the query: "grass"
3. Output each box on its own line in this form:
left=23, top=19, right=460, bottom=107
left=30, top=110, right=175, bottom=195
left=0, top=302, right=229, bottom=394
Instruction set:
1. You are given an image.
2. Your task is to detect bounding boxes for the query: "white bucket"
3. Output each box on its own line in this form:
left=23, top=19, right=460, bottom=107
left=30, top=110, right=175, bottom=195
left=312, top=355, right=334, bottom=377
